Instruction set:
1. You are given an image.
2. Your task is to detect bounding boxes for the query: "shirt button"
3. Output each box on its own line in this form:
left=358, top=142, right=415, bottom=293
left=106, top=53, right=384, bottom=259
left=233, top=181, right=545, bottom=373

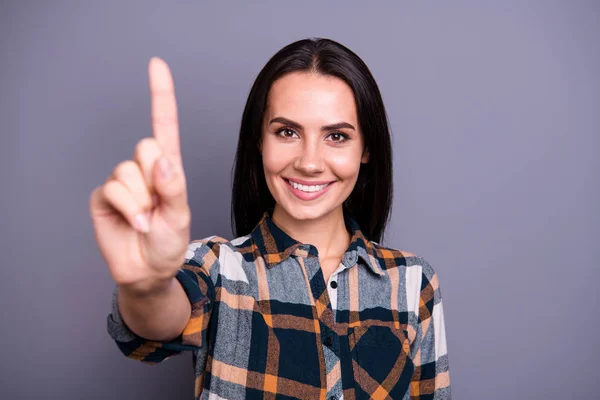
left=330, top=281, right=338, bottom=289
left=323, top=336, right=333, bottom=347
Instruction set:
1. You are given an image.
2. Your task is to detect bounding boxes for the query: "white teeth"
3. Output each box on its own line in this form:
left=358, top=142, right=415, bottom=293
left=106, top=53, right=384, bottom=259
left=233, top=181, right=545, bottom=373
left=288, top=180, right=330, bottom=192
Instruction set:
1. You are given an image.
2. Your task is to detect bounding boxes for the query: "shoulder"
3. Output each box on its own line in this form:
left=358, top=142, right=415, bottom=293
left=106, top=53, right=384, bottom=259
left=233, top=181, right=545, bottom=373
left=185, top=235, right=229, bottom=260
left=370, top=241, right=418, bottom=262
left=185, top=233, right=255, bottom=264
left=370, top=241, right=438, bottom=280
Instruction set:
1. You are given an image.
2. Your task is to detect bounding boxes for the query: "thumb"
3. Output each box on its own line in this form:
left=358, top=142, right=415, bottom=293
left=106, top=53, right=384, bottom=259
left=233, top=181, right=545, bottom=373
left=153, top=156, right=190, bottom=226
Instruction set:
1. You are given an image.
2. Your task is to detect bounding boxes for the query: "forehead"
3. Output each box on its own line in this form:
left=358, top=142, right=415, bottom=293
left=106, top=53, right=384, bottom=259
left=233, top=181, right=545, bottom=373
left=265, top=72, right=358, bottom=125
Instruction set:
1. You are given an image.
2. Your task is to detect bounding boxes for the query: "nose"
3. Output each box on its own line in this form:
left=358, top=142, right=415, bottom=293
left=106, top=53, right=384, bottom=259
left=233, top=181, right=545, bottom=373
left=293, top=139, right=324, bottom=174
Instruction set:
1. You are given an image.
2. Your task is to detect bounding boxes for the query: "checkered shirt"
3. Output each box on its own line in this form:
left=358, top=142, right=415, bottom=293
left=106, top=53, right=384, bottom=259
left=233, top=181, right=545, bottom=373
left=107, top=211, right=451, bottom=399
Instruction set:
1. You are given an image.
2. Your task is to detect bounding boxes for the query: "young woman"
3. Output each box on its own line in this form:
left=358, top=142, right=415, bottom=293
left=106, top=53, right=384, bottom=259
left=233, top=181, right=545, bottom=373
left=90, top=38, right=451, bottom=400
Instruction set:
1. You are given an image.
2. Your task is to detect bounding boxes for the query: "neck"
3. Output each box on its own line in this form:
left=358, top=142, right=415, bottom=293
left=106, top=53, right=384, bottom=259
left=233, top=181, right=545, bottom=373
left=271, top=205, right=351, bottom=259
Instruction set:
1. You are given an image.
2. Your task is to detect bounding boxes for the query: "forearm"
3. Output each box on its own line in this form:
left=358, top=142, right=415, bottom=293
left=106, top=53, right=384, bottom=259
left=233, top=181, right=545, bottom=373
left=117, top=276, right=191, bottom=342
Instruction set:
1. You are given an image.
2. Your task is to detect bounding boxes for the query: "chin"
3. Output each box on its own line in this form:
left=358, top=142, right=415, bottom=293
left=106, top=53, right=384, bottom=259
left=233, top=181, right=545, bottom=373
left=285, top=207, right=326, bottom=221
left=276, top=199, right=340, bottom=223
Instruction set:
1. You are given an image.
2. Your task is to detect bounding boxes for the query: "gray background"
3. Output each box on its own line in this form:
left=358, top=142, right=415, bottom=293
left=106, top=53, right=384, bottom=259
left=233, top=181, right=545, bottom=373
left=1, top=1, right=598, bottom=399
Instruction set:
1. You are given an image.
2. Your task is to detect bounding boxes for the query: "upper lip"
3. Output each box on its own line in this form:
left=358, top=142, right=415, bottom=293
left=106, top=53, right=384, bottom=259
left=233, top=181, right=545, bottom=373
left=285, top=178, right=335, bottom=185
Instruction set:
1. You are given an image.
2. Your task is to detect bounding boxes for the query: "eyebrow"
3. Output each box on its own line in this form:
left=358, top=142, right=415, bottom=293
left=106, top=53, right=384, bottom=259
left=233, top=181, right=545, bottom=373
left=268, top=117, right=356, bottom=132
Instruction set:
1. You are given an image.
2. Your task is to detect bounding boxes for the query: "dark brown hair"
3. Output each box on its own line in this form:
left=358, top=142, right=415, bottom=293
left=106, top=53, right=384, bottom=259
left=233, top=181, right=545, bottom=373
left=231, top=38, right=393, bottom=243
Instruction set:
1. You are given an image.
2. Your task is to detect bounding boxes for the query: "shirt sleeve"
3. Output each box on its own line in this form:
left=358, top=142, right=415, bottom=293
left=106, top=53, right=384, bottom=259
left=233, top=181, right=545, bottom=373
left=410, top=257, right=452, bottom=399
left=106, top=237, right=223, bottom=365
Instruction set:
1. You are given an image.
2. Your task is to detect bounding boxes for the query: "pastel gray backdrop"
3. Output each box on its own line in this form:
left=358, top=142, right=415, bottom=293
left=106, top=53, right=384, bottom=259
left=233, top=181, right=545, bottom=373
left=1, top=1, right=598, bottom=399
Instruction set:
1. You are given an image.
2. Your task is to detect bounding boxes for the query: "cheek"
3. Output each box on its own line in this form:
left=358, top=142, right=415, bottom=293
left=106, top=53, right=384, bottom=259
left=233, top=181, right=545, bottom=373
left=329, top=152, right=363, bottom=179
left=261, top=141, right=288, bottom=176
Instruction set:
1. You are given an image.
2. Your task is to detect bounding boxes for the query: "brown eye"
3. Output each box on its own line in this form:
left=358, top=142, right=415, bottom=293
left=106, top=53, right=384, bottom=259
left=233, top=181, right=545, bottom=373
left=277, top=127, right=298, bottom=138
left=328, top=132, right=349, bottom=143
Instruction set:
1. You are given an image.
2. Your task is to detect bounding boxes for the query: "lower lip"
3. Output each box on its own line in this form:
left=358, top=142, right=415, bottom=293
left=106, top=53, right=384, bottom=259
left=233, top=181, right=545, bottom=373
left=285, top=179, right=334, bottom=201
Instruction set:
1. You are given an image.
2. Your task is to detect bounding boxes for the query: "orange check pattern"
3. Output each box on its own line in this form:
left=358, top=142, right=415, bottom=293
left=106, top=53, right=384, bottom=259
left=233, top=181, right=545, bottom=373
left=107, top=211, right=451, bottom=399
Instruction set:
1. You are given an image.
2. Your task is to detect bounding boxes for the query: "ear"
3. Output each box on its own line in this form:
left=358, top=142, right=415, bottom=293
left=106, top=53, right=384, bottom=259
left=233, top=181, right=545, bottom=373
left=361, top=148, right=370, bottom=164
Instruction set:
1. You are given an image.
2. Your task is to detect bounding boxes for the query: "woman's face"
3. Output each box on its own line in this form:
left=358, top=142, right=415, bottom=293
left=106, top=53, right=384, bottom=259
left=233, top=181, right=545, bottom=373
left=261, top=72, right=369, bottom=223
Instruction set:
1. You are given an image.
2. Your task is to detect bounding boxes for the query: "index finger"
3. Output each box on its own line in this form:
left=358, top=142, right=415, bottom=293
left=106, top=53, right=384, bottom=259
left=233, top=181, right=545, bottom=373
left=149, top=57, right=182, bottom=167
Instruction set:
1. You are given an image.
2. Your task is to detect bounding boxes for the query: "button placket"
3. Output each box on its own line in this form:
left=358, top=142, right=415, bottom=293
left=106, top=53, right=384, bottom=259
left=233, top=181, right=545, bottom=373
left=327, top=262, right=346, bottom=314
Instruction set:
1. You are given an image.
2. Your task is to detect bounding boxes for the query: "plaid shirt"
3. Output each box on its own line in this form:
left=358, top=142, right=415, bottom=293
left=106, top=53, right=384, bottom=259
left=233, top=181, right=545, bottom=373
left=107, top=211, right=451, bottom=399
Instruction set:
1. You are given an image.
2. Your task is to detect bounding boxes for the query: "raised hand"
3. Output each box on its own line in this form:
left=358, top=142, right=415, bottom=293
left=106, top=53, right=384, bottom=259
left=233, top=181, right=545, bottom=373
left=89, top=58, right=191, bottom=294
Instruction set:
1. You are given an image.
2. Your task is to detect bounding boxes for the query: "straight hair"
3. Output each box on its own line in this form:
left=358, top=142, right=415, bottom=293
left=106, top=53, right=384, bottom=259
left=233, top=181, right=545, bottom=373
left=231, top=37, right=393, bottom=243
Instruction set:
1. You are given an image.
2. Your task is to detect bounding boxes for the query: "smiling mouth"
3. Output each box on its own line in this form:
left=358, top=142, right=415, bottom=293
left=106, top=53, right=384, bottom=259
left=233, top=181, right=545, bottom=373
left=285, top=178, right=333, bottom=193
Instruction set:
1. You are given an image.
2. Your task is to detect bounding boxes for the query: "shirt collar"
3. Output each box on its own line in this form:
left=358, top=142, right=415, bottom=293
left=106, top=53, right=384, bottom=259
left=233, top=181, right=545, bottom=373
left=250, top=210, right=385, bottom=276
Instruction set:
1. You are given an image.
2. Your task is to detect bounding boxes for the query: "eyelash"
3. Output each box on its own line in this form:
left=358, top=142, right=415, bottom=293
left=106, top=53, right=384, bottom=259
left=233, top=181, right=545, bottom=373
left=275, top=127, right=350, bottom=143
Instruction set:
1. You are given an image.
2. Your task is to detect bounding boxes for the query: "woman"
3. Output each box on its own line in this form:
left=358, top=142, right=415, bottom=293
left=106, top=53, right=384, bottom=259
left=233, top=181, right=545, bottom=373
left=90, top=38, right=451, bottom=400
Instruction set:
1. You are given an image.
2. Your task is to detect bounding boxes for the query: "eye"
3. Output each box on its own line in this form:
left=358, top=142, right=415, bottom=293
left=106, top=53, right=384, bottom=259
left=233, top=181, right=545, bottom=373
left=276, top=127, right=298, bottom=139
left=327, top=132, right=350, bottom=143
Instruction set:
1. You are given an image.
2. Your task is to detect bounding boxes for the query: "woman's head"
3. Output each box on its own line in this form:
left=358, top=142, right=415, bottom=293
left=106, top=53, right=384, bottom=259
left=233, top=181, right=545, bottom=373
left=232, top=38, right=393, bottom=243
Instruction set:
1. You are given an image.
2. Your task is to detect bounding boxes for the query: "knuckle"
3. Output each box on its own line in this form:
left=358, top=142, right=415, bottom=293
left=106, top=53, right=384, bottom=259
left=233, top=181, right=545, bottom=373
left=134, top=137, right=158, bottom=160
left=107, top=169, right=152, bottom=211
left=112, top=160, right=137, bottom=180
left=101, top=180, right=120, bottom=199
left=102, top=182, right=137, bottom=217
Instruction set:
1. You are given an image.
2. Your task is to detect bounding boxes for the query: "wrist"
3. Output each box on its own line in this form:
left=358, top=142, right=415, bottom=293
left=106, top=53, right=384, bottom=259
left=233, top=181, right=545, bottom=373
left=119, top=274, right=176, bottom=298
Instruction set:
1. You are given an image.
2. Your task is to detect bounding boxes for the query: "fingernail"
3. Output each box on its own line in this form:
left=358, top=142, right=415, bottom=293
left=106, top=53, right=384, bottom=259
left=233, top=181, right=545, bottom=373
left=135, top=213, right=150, bottom=233
left=159, top=157, right=172, bottom=181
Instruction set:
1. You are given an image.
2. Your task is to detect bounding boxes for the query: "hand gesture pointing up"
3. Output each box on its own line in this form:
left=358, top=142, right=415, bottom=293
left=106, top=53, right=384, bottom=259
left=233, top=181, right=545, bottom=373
left=89, top=58, right=191, bottom=294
